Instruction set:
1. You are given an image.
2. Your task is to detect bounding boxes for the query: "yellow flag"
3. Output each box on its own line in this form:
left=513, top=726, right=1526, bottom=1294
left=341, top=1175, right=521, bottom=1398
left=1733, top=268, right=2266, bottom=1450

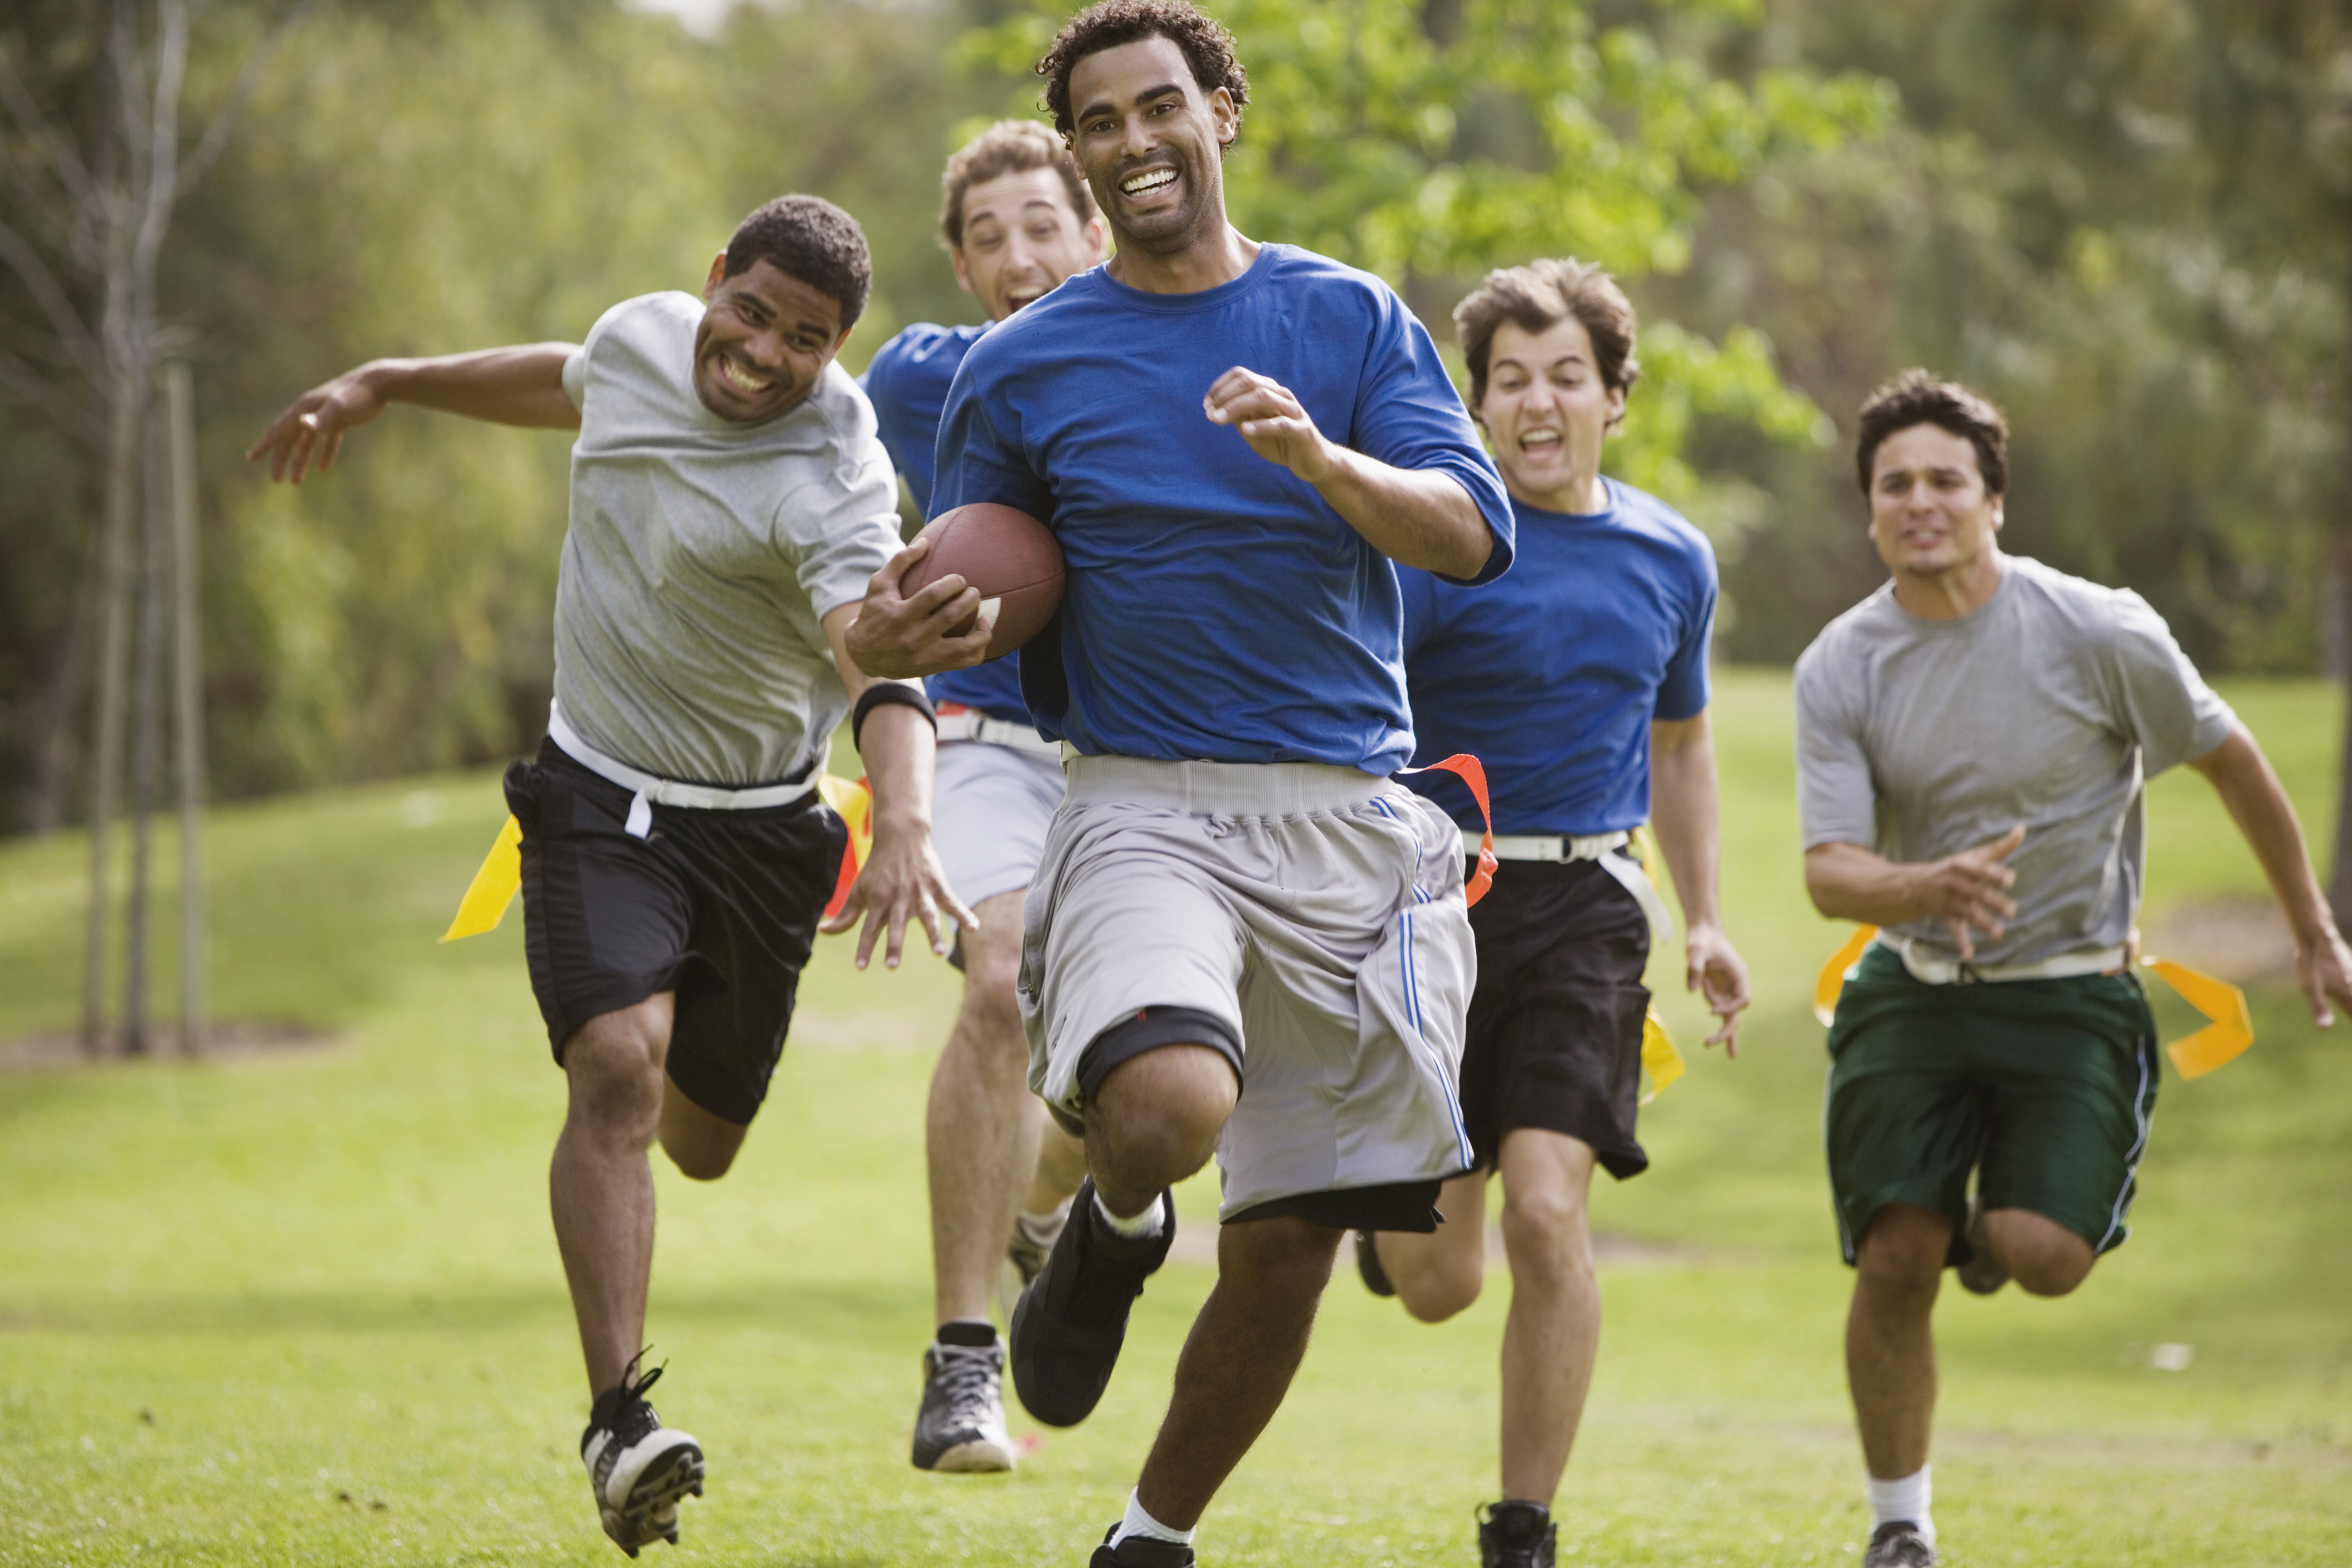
left=2141, top=957, right=2254, bottom=1078
left=1814, top=924, right=1879, bottom=1025
left=441, top=814, right=522, bottom=942
left=1639, top=1010, right=1685, bottom=1105
left=817, top=773, right=875, bottom=919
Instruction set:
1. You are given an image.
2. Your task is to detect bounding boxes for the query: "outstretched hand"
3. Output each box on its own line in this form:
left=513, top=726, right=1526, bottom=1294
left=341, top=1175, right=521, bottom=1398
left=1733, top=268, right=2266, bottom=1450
left=1684, top=924, right=1751, bottom=1057
left=2294, top=927, right=2352, bottom=1028
left=818, top=821, right=977, bottom=971
left=1204, top=366, right=1336, bottom=482
left=246, top=369, right=387, bottom=483
left=844, top=536, right=994, bottom=680
left=1919, top=824, right=2024, bottom=959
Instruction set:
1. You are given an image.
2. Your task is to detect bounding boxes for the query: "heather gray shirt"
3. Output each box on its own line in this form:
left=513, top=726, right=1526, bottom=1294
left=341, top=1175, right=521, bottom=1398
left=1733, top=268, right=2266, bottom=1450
left=1794, top=554, right=2237, bottom=968
left=553, top=292, right=900, bottom=785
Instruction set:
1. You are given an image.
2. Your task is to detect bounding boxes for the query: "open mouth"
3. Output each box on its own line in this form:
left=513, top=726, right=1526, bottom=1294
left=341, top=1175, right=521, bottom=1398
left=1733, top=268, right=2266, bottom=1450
left=716, top=355, right=771, bottom=396
left=1003, top=286, right=1045, bottom=310
left=1120, top=166, right=1178, bottom=199
left=1518, top=430, right=1563, bottom=455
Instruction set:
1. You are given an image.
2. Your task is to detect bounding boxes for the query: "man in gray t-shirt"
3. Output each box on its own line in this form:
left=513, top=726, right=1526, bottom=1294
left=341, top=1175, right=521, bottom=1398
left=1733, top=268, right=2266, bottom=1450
left=249, top=196, right=987, bottom=1560
left=1792, top=370, right=2352, bottom=1568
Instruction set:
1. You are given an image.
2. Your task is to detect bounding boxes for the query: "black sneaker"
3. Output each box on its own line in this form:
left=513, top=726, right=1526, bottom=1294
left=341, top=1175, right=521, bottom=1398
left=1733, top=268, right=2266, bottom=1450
left=911, top=1328, right=1017, bottom=1473
left=1354, top=1229, right=1396, bottom=1298
left=1478, top=1500, right=1556, bottom=1568
left=1009, top=1178, right=1174, bottom=1427
left=580, top=1355, right=704, bottom=1559
left=1089, top=1523, right=1197, bottom=1566
left=1863, top=1520, right=1937, bottom=1567
left=1956, top=1194, right=2009, bottom=1296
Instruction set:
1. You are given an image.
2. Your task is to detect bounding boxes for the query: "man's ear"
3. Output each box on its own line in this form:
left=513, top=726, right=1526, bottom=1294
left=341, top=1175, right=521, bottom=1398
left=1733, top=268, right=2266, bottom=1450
left=1211, top=86, right=1238, bottom=148
left=1988, top=494, right=2006, bottom=532
left=1086, top=216, right=1110, bottom=262
left=950, top=247, right=977, bottom=297
left=701, top=251, right=729, bottom=302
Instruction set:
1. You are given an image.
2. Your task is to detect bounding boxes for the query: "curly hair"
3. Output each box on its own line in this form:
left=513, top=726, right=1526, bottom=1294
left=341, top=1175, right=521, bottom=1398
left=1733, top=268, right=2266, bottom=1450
left=1452, top=259, right=1640, bottom=419
left=1037, top=0, right=1250, bottom=141
left=1854, top=370, right=2009, bottom=496
left=940, top=120, right=1098, bottom=250
left=722, top=195, right=871, bottom=328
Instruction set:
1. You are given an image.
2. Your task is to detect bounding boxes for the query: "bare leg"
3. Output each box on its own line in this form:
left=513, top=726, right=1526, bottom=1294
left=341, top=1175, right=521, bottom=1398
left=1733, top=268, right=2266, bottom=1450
left=927, top=889, right=1039, bottom=1325
left=1132, top=1216, right=1343, bottom=1528
left=1494, top=1130, right=1600, bottom=1506
left=554, top=992, right=756, bottom=1396
left=1982, top=1208, right=2095, bottom=1297
left=1024, top=1116, right=1090, bottom=1216
left=1085, top=1045, right=1237, bottom=1218
left=1846, top=1203, right=1950, bottom=1479
left=1374, top=1166, right=1489, bottom=1322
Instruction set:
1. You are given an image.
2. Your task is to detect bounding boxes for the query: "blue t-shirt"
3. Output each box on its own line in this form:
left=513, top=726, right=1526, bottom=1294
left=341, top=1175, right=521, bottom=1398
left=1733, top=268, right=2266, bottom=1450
left=933, top=244, right=1514, bottom=774
left=860, top=322, right=1028, bottom=720
left=1401, top=480, right=1716, bottom=835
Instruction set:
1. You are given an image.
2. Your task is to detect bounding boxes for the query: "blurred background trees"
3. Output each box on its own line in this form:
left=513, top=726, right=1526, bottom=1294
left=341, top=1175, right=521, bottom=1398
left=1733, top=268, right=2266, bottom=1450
left=1, top=0, right=2346, bottom=838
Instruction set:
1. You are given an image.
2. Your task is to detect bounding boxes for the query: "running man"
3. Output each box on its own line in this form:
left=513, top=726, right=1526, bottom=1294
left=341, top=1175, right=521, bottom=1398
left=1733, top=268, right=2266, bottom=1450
left=1357, top=259, right=1750, bottom=1568
left=247, top=196, right=973, bottom=1557
left=860, top=119, right=1106, bottom=1476
left=1797, top=370, right=2352, bottom=1567
left=846, top=4, right=1514, bottom=1562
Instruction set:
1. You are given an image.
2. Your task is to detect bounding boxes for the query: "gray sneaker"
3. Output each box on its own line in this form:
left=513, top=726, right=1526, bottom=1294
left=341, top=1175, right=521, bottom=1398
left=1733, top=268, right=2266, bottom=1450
left=1956, top=1195, right=2010, bottom=1296
left=1863, top=1521, right=1937, bottom=1567
left=911, top=1335, right=1016, bottom=1473
left=997, top=1205, right=1068, bottom=1323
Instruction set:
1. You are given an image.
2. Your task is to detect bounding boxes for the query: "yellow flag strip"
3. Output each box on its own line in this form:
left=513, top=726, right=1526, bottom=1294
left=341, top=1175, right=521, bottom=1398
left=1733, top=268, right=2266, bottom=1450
left=1639, top=1011, right=1684, bottom=1106
left=1810, top=924, right=2253, bottom=1078
left=441, top=814, right=523, bottom=943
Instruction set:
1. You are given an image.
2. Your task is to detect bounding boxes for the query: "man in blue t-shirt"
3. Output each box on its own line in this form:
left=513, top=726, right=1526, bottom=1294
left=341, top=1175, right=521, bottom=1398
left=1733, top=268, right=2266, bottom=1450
left=1355, top=260, right=1752, bottom=1568
left=861, top=118, right=1107, bottom=1479
left=846, top=4, right=1514, bottom=1563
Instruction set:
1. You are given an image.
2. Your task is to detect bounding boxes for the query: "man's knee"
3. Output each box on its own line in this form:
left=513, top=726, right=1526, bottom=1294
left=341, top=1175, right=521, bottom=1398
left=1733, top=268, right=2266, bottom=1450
left=1854, top=1203, right=1950, bottom=1303
left=1395, top=1249, right=1482, bottom=1323
left=954, top=892, right=1029, bottom=1047
left=657, top=1075, right=748, bottom=1182
left=1088, top=1044, right=1240, bottom=1173
left=1499, top=1182, right=1591, bottom=1279
left=1986, top=1208, right=2095, bottom=1297
left=562, top=1001, right=672, bottom=1145
left=1219, top=1214, right=1343, bottom=1300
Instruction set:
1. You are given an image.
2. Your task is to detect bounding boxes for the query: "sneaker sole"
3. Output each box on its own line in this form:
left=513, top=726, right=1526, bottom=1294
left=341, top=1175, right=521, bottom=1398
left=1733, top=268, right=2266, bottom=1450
left=599, top=1440, right=705, bottom=1557
left=919, top=1434, right=1018, bottom=1473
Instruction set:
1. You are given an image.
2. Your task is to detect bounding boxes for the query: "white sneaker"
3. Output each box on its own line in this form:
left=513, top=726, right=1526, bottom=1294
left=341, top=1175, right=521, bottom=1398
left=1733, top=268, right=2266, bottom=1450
left=911, top=1336, right=1017, bottom=1473
left=580, top=1358, right=704, bottom=1557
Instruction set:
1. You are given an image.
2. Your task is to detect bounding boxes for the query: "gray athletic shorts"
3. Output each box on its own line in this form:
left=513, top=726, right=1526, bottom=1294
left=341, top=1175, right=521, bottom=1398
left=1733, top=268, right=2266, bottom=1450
left=933, top=740, right=1065, bottom=910
left=1020, top=754, right=1479, bottom=1224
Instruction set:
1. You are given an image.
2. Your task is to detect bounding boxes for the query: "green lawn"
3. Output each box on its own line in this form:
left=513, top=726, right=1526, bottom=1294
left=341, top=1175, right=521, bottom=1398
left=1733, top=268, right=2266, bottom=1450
left=2, top=671, right=2348, bottom=1566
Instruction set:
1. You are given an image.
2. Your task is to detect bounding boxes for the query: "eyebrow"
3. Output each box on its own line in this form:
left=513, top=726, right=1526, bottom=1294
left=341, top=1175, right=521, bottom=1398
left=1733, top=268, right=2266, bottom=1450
left=1076, top=81, right=1185, bottom=123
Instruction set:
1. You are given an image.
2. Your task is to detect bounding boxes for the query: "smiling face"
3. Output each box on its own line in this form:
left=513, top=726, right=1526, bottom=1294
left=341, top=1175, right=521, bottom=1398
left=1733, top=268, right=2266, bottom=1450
left=1867, top=422, right=2005, bottom=580
left=1066, top=35, right=1236, bottom=259
left=950, top=166, right=1107, bottom=323
left=691, top=256, right=851, bottom=423
left=1476, top=315, right=1626, bottom=513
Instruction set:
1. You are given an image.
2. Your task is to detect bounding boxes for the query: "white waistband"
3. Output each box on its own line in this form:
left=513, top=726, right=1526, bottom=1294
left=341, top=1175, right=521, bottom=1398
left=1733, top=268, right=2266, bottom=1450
left=1468, top=829, right=1631, bottom=862
left=548, top=701, right=817, bottom=840
left=936, top=706, right=1060, bottom=757
left=1063, top=754, right=1394, bottom=815
left=1879, top=933, right=2129, bottom=985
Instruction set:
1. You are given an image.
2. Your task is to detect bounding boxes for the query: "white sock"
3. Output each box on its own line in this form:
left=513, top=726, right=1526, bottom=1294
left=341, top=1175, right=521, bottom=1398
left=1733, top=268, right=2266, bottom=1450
left=1108, top=1489, right=1194, bottom=1549
left=1094, top=1191, right=1164, bottom=1241
left=1866, top=1465, right=1935, bottom=1548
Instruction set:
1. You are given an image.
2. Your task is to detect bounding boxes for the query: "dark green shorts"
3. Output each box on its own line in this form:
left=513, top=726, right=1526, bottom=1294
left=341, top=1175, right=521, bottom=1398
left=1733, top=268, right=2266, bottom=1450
left=1824, top=944, right=2161, bottom=1267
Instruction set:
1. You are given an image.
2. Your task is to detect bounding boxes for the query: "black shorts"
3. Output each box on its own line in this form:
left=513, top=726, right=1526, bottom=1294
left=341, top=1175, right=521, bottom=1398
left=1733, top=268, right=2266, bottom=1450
left=505, top=738, right=846, bottom=1126
left=1459, top=855, right=1652, bottom=1179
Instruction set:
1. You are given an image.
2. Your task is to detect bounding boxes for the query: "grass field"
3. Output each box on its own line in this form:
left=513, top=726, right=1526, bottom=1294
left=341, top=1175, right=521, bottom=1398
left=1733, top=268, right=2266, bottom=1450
left=2, top=668, right=2348, bottom=1566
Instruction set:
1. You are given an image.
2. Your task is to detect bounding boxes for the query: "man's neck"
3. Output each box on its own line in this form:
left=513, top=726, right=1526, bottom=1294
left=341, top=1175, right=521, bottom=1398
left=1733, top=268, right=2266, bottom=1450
left=1509, top=470, right=1606, bottom=517
left=1891, top=547, right=2006, bottom=621
left=1107, top=223, right=1261, bottom=295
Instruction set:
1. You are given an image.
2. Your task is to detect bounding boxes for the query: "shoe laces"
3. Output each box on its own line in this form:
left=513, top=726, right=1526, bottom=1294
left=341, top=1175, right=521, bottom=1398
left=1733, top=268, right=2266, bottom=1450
left=930, top=1342, right=1002, bottom=1426
left=600, top=1349, right=667, bottom=1446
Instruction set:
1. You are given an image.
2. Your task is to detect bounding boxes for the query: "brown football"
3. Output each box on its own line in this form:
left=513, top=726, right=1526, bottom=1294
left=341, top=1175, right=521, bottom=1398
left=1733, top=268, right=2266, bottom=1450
left=901, top=502, right=1065, bottom=660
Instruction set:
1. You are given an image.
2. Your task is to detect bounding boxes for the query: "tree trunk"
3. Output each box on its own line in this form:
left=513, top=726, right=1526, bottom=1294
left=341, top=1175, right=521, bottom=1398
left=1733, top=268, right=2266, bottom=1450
left=166, top=358, right=206, bottom=1057
left=81, top=358, right=141, bottom=1057
left=2331, top=200, right=2352, bottom=930
left=123, top=388, right=167, bottom=1057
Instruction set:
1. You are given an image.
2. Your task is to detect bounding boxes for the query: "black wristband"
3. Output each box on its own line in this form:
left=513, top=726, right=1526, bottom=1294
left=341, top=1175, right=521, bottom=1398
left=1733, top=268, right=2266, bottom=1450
left=851, top=682, right=937, bottom=750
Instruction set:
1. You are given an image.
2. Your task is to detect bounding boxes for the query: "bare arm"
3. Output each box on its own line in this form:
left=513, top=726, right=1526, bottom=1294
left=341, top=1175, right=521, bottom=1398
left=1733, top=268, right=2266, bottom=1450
left=841, top=534, right=995, bottom=680
left=1649, top=710, right=1749, bottom=1051
left=2187, top=726, right=2352, bottom=1026
left=1803, top=825, right=2026, bottom=962
left=245, top=343, right=581, bottom=483
left=1202, top=367, right=1494, bottom=579
left=817, top=602, right=977, bottom=970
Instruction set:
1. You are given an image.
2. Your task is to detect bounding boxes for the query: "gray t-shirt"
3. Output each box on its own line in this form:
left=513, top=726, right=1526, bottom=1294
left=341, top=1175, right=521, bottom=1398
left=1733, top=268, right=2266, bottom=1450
left=1794, top=554, right=2237, bottom=967
left=553, top=292, right=901, bottom=785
